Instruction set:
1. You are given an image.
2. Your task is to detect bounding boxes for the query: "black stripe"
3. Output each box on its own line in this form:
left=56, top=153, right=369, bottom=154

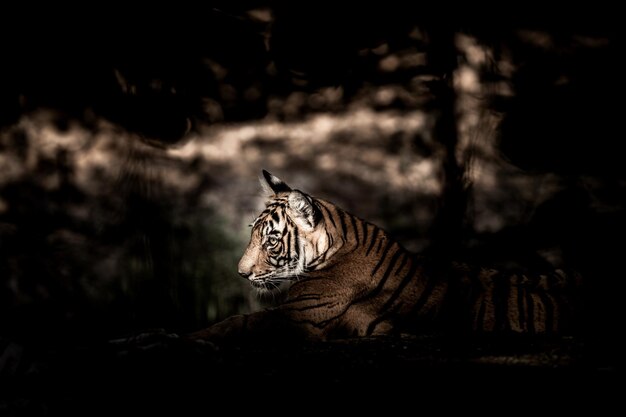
left=379, top=254, right=415, bottom=312
left=525, top=288, right=535, bottom=333
left=282, top=294, right=321, bottom=305
left=365, top=228, right=380, bottom=256
left=396, top=253, right=410, bottom=274
left=493, top=273, right=510, bottom=332
left=366, top=304, right=401, bottom=336
left=516, top=276, right=526, bottom=332
left=292, top=318, right=336, bottom=329
left=366, top=316, right=385, bottom=336
left=285, top=228, right=292, bottom=261
left=272, top=211, right=280, bottom=223
left=374, top=238, right=385, bottom=254
left=475, top=299, right=486, bottom=332
left=370, top=241, right=395, bottom=277
left=318, top=204, right=337, bottom=229
left=537, top=291, right=555, bottom=333
left=362, top=222, right=369, bottom=247
left=337, top=210, right=349, bottom=240
left=369, top=249, right=403, bottom=298
left=310, top=302, right=356, bottom=328
left=349, top=213, right=360, bottom=245
left=408, top=271, right=438, bottom=319
left=282, top=301, right=336, bottom=312
left=293, top=231, right=300, bottom=262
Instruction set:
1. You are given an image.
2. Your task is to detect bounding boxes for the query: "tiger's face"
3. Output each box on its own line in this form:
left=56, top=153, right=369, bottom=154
left=237, top=171, right=329, bottom=293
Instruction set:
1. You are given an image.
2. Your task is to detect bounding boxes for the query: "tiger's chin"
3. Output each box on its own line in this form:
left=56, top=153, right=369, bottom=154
left=250, top=277, right=293, bottom=296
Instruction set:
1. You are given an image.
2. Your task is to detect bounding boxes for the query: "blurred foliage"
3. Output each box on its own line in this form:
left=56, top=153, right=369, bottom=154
left=114, top=207, right=247, bottom=332
left=0, top=121, right=250, bottom=343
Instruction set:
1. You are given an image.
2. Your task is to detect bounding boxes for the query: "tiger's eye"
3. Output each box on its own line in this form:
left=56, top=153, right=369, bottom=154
left=267, top=236, right=279, bottom=246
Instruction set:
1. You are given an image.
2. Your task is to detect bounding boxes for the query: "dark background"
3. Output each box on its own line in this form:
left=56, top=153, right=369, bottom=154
left=0, top=3, right=619, bottom=413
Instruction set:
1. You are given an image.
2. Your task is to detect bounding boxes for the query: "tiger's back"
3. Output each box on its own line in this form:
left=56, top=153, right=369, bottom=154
left=452, top=263, right=580, bottom=334
left=190, top=171, right=580, bottom=342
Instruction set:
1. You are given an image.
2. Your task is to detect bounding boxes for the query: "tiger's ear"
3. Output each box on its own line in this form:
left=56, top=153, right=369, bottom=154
left=287, top=191, right=319, bottom=231
left=261, top=170, right=292, bottom=195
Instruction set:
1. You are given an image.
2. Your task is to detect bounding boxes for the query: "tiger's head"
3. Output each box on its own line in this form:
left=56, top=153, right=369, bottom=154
left=237, top=170, right=331, bottom=293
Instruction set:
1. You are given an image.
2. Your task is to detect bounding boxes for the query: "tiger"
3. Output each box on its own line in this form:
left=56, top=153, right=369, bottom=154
left=189, top=170, right=580, bottom=343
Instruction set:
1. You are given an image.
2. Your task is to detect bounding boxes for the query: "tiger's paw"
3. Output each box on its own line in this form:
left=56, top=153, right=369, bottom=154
left=184, top=314, right=249, bottom=347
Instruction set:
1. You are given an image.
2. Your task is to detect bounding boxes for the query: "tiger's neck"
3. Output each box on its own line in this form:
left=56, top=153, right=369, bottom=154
left=311, top=198, right=414, bottom=269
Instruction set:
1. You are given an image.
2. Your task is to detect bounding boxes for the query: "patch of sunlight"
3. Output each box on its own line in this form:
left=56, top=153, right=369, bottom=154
left=160, top=166, right=202, bottom=194
left=306, top=87, right=344, bottom=111
left=36, top=126, right=88, bottom=157
left=407, top=159, right=441, bottom=194
left=0, top=153, right=25, bottom=186
left=371, top=43, right=389, bottom=55
left=379, top=54, right=400, bottom=72
left=170, top=108, right=429, bottom=167
left=472, top=201, right=505, bottom=233
left=167, top=107, right=438, bottom=232
left=316, top=153, right=336, bottom=171
left=283, top=92, right=308, bottom=117
left=455, top=34, right=493, bottom=67
left=247, top=8, right=272, bottom=23
left=322, top=86, right=344, bottom=104
left=496, top=51, right=516, bottom=80
left=470, top=160, right=498, bottom=190
left=375, top=87, right=397, bottom=106
left=202, top=98, right=224, bottom=122
left=454, top=65, right=480, bottom=94
left=203, top=58, right=228, bottom=81
left=74, top=131, right=125, bottom=191
left=400, top=51, right=427, bottom=69
left=517, top=30, right=554, bottom=49
left=573, top=35, right=610, bottom=48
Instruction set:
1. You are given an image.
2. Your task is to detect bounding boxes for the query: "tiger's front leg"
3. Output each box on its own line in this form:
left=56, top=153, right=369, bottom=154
left=186, top=314, right=251, bottom=343
left=186, top=308, right=319, bottom=344
left=187, top=292, right=362, bottom=343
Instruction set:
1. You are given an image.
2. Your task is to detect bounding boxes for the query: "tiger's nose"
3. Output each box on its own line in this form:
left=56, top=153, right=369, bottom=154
left=238, top=270, right=252, bottom=280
